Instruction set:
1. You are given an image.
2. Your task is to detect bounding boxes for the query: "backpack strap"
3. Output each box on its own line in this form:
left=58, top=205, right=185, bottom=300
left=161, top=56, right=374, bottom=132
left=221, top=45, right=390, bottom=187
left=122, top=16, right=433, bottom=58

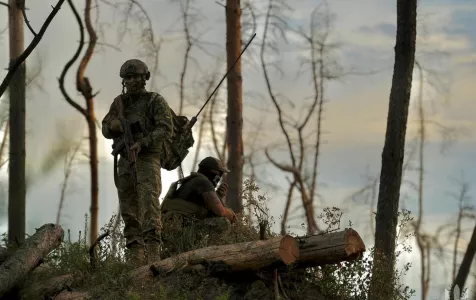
left=112, top=95, right=125, bottom=189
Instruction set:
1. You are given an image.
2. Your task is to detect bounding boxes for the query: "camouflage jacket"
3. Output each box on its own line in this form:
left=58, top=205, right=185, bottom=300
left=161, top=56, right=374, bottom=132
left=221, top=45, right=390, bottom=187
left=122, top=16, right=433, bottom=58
left=102, top=91, right=174, bottom=158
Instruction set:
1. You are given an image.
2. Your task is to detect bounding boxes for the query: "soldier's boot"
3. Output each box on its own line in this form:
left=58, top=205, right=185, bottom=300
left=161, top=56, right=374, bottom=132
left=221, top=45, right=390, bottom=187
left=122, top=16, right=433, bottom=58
left=145, top=240, right=161, bottom=264
left=126, top=242, right=146, bottom=266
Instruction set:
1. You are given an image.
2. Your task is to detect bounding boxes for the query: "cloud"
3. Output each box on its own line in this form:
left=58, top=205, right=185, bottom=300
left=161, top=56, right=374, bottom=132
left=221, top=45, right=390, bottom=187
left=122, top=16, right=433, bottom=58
left=359, top=23, right=396, bottom=38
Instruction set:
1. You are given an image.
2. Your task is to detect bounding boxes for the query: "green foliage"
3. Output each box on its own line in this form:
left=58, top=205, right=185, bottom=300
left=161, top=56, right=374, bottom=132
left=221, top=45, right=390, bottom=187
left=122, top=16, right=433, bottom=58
left=11, top=180, right=417, bottom=299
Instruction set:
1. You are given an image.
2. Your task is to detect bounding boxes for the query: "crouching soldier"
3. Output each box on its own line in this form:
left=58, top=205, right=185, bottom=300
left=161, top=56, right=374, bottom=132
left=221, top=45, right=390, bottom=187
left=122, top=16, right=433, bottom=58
left=160, top=157, right=237, bottom=253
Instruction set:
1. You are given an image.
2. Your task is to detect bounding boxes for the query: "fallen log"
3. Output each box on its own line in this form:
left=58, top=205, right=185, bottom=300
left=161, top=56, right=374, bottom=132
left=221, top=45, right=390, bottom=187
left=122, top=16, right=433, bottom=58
left=22, top=229, right=367, bottom=299
left=0, top=223, right=64, bottom=297
left=295, top=228, right=366, bottom=267
left=132, top=234, right=299, bottom=280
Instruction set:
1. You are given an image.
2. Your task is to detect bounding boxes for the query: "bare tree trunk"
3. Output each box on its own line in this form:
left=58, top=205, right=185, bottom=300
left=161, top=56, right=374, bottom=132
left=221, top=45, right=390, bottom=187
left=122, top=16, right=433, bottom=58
left=368, top=0, right=417, bottom=299
left=78, top=0, right=99, bottom=245
left=85, top=112, right=98, bottom=245
left=8, top=0, right=26, bottom=246
left=471, top=259, right=476, bottom=300
left=281, top=181, right=296, bottom=235
left=453, top=184, right=466, bottom=281
left=58, top=0, right=99, bottom=245
left=450, top=225, right=476, bottom=300
left=415, top=60, right=430, bottom=300
left=225, top=0, right=244, bottom=213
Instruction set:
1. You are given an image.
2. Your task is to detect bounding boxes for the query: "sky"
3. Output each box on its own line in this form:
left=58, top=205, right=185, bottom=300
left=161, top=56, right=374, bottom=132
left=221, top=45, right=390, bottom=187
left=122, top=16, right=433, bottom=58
left=0, top=0, right=476, bottom=299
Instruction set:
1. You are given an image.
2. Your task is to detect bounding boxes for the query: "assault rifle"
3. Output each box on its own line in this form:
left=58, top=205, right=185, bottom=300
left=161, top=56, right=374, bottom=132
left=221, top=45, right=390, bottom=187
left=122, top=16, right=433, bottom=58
left=111, top=95, right=141, bottom=191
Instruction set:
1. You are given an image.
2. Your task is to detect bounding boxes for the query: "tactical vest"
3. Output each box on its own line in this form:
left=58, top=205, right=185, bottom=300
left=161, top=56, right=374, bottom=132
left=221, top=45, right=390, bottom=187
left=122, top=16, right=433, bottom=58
left=111, top=92, right=194, bottom=171
left=160, top=173, right=209, bottom=219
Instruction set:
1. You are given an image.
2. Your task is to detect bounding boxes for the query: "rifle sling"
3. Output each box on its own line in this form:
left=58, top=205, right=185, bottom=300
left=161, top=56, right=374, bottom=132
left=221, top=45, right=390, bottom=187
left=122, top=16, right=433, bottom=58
left=113, top=95, right=125, bottom=189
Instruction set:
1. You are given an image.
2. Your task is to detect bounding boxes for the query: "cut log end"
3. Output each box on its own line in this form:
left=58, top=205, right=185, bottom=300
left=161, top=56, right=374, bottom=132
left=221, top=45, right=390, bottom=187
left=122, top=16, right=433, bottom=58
left=345, top=228, right=366, bottom=260
left=295, top=228, right=367, bottom=268
left=279, top=235, right=299, bottom=265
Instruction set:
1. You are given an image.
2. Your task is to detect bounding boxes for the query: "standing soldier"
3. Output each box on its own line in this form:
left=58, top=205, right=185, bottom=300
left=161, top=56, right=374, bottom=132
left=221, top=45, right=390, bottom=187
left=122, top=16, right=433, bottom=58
left=101, top=59, right=175, bottom=266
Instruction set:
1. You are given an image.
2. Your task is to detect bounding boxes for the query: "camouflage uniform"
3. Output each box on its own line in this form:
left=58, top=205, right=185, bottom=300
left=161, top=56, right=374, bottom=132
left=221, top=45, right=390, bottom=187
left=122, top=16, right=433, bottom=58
left=102, top=59, right=174, bottom=265
left=161, top=157, right=236, bottom=254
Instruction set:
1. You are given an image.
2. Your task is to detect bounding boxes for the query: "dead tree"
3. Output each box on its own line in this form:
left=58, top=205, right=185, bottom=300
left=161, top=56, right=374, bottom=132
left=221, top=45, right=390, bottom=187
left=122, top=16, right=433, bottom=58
left=448, top=177, right=474, bottom=281
left=191, top=71, right=221, bottom=169
left=407, top=58, right=455, bottom=300
left=223, top=0, right=244, bottom=213
left=260, top=1, right=338, bottom=234
left=412, top=60, right=431, bottom=300
left=209, top=0, right=261, bottom=181
left=99, top=0, right=164, bottom=89
left=368, top=0, right=418, bottom=298
left=450, top=224, right=476, bottom=300
left=7, top=0, right=26, bottom=247
left=56, top=138, right=83, bottom=225
left=58, top=0, right=99, bottom=245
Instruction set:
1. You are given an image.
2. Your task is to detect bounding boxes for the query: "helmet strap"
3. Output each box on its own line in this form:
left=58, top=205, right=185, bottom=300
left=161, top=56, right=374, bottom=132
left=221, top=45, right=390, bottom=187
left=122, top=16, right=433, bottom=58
left=121, top=81, right=125, bottom=94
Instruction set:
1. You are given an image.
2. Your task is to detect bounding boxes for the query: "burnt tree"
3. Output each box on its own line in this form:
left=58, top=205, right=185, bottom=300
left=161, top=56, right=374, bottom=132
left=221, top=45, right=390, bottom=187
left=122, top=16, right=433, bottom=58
left=7, top=0, right=26, bottom=246
left=368, top=0, right=417, bottom=298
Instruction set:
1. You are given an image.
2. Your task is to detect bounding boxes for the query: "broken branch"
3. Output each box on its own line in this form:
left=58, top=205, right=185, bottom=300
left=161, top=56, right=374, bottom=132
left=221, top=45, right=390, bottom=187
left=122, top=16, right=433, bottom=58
left=0, top=0, right=66, bottom=98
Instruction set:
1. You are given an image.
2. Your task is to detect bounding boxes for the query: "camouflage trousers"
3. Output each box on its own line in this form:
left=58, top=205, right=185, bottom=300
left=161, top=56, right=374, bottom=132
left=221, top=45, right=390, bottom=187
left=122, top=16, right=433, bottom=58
left=116, top=152, right=162, bottom=248
left=161, top=212, right=231, bottom=256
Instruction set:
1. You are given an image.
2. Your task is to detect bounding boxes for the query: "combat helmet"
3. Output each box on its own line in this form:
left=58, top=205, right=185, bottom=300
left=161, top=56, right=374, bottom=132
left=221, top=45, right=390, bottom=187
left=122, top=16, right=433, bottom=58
left=120, top=59, right=150, bottom=80
left=198, top=157, right=230, bottom=174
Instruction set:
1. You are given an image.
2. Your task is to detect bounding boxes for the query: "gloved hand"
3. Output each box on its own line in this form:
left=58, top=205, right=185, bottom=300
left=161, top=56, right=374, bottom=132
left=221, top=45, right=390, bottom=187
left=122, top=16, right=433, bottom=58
left=109, top=119, right=123, bottom=133
left=228, top=209, right=237, bottom=224
left=216, top=182, right=228, bottom=199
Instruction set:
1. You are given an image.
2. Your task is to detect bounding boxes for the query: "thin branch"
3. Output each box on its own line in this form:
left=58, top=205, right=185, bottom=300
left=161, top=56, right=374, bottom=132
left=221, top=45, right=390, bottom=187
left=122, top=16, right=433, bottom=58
left=58, top=0, right=87, bottom=117
left=208, top=90, right=225, bottom=163
left=191, top=73, right=219, bottom=170
left=79, top=0, right=100, bottom=247
left=260, top=0, right=295, bottom=167
left=0, top=0, right=66, bottom=98
left=89, top=230, right=110, bottom=269
left=0, top=2, right=8, bottom=8
left=56, top=140, right=82, bottom=225
left=76, top=0, right=98, bottom=99
left=177, top=0, right=193, bottom=114
left=281, top=180, right=296, bottom=235
left=21, top=5, right=37, bottom=36
left=265, top=148, right=317, bottom=233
